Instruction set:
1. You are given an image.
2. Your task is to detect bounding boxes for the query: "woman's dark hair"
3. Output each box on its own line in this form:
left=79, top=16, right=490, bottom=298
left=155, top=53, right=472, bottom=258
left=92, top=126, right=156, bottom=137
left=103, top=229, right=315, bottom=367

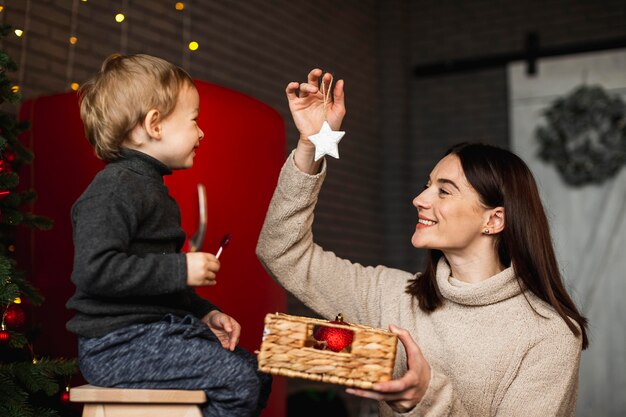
left=406, top=142, right=589, bottom=349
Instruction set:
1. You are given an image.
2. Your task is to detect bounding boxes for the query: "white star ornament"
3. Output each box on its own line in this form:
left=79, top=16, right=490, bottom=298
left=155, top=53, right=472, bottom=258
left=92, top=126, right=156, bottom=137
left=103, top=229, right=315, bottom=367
left=307, top=121, right=345, bottom=161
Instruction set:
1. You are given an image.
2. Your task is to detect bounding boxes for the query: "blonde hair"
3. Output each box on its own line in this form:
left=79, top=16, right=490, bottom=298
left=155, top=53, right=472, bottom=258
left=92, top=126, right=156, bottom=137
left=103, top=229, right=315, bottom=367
left=79, top=54, right=194, bottom=162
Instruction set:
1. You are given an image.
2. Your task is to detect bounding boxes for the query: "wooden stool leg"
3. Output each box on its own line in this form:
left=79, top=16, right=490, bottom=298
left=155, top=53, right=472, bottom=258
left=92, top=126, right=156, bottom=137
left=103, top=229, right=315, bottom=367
left=82, top=404, right=202, bottom=417
left=82, top=404, right=105, bottom=417
left=71, top=385, right=205, bottom=417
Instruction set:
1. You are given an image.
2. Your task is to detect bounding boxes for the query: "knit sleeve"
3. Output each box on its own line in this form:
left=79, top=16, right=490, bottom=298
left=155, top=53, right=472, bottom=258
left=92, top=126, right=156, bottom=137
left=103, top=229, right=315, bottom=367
left=493, top=323, right=581, bottom=416
left=256, top=151, right=413, bottom=327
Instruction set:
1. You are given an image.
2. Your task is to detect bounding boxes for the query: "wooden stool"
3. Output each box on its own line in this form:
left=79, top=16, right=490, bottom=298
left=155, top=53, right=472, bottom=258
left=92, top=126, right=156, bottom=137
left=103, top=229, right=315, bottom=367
left=69, top=384, right=206, bottom=417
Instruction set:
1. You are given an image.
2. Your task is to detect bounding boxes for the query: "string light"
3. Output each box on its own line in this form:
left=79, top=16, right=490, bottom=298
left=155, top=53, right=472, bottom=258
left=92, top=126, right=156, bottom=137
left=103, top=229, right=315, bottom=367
left=17, top=0, right=32, bottom=95
left=13, top=297, right=21, bottom=304
left=4, top=0, right=203, bottom=98
left=28, top=343, right=39, bottom=364
left=181, top=0, right=191, bottom=70
left=119, top=0, right=129, bottom=54
left=66, top=0, right=80, bottom=91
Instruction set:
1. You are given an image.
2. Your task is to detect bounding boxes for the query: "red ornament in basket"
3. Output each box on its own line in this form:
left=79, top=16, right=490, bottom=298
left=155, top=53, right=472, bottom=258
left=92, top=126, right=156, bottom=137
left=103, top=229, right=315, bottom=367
left=313, top=313, right=354, bottom=352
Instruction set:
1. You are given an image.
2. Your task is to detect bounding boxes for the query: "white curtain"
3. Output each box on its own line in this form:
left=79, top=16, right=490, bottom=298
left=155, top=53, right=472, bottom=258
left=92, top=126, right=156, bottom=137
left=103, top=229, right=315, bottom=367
left=508, top=50, right=626, bottom=417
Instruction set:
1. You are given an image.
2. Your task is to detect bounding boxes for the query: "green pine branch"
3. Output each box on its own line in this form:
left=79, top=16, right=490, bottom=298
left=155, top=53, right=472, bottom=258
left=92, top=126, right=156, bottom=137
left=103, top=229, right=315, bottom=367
left=0, top=281, right=20, bottom=305
left=1, top=357, right=78, bottom=397
left=5, top=332, right=28, bottom=349
left=0, top=262, right=44, bottom=306
left=0, top=172, right=19, bottom=190
left=0, top=23, right=78, bottom=417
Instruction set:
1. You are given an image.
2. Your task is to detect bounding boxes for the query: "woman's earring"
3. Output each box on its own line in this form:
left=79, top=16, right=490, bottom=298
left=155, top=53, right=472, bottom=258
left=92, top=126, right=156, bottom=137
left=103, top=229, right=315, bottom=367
left=483, top=228, right=490, bottom=235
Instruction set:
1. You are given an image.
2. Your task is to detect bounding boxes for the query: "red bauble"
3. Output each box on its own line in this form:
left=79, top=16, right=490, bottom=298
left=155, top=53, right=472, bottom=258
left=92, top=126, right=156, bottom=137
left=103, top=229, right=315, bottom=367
left=4, top=304, right=26, bottom=328
left=60, top=390, right=71, bottom=403
left=3, top=149, right=16, bottom=162
left=313, top=314, right=354, bottom=352
left=0, top=329, right=10, bottom=343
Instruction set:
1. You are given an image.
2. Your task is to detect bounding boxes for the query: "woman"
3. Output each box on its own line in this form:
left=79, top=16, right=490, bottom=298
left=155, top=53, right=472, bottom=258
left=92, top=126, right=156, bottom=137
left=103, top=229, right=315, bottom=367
left=256, top=69, right=588, bottom=416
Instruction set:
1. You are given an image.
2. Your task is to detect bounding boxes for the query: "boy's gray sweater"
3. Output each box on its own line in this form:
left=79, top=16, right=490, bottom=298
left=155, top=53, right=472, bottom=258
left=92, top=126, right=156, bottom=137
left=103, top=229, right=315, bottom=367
left=67, top=149, right=218, bottom=338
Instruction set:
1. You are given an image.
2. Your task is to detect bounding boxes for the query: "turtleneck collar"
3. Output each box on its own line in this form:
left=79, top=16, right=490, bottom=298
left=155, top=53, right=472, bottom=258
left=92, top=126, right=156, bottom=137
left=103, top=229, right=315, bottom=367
left=113, top=148, right=172, bottom=180
left=436, top=257, right=522, bottom=306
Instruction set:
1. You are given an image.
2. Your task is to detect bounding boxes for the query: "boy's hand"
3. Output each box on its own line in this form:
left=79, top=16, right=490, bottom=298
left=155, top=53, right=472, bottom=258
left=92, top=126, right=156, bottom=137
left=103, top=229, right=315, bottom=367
left=186, top=252, right=220, bottom=286
left=201, top=310, right=241, bottom=351
left=286, top=68, right=346, bottom=174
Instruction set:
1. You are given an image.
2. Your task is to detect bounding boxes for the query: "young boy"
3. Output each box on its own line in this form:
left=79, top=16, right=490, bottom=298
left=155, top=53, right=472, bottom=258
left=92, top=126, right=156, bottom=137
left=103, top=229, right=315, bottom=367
left=66, top=54, right=271, bottom=417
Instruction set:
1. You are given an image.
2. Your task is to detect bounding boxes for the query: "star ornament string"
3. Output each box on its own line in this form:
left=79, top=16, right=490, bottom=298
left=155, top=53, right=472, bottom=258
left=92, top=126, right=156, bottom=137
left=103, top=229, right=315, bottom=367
left=308, top=75, right=345, bottom=161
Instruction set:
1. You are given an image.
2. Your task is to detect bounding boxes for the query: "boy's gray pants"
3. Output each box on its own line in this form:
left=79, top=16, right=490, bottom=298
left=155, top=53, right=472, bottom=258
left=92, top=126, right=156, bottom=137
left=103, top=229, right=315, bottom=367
left=78, top=314, right=272, bottom=417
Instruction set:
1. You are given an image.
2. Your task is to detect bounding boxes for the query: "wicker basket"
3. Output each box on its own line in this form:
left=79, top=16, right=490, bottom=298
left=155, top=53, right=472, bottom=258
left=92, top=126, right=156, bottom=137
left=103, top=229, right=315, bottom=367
left=257, top=313, right=397, bottom=389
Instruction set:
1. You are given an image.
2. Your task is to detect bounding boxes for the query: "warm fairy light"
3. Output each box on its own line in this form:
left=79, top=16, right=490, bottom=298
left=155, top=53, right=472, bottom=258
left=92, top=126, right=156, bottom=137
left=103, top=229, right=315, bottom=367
left=0, top=6, right=4, bottom=12
left=11, top=85, right=19, bottom=93
left=71, top=82, right=79, bottom=91
left=175, top=2, right=184, bottom=11
left=115, top=13, right=125, bottom=23
left=8, top=244, right=15, bottom=252
left=14, top=29, right=23, bottom=37
left=188, top=41, right=199, bottom=51
left=13, top=297, right=21, bottom=304
left=69, top=36, right=78, bottom=44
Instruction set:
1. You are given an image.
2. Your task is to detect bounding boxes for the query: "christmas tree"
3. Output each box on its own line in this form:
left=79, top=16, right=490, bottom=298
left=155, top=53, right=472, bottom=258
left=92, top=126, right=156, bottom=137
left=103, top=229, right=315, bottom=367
left=0, top=24, right=78, bottom=417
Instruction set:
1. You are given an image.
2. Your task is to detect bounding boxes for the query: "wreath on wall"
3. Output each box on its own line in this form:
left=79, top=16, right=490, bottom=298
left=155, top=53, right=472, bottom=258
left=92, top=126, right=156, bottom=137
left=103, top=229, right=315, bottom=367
left=535, top=85, right=626, bottom=186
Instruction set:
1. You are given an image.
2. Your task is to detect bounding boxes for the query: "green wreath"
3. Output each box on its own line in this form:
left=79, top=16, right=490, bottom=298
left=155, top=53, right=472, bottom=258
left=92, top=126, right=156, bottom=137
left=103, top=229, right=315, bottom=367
left=535, top=85, right=626, bottom=186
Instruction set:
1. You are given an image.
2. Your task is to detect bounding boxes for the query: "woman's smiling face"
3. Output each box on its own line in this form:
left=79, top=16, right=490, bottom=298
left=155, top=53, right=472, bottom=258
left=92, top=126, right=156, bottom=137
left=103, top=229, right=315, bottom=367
left=411, top=154, right=492, bottom=254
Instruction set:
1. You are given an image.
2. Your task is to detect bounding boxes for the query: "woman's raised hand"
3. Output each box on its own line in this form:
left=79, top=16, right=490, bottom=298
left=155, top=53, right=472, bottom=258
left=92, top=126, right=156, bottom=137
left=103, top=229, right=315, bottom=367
left=286, top=68, right=345, bottom=173
left=346, top=325, right=431, bottom=413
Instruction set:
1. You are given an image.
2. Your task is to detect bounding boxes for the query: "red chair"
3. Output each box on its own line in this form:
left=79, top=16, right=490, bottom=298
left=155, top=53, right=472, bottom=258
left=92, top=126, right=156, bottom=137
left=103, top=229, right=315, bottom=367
left=18, top=80, right=287, bottom=417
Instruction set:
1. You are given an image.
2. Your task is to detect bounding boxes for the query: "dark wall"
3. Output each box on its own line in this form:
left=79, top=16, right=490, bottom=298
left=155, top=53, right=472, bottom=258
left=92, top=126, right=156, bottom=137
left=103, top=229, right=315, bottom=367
left=379, top=0, right=626, bottom=273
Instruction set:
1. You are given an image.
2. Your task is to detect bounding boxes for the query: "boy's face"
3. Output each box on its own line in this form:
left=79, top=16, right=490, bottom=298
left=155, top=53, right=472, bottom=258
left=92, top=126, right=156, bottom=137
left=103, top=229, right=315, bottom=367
left=156, top=83, right=204, bottom=170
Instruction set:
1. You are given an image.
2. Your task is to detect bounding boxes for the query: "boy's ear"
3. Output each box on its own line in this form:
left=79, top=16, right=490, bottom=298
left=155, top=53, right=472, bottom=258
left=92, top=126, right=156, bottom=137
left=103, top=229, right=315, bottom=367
left=143, top=109, right=162, bottom=140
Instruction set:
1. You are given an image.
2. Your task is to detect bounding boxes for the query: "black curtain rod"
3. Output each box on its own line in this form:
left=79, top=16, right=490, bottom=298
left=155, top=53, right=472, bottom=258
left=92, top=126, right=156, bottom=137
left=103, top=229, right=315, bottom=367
left=413, top=33, right=626, bottom=78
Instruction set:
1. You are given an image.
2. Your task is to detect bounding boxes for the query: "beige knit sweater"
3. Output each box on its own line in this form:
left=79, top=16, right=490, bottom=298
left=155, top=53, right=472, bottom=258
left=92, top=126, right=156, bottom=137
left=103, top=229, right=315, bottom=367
left=256, top=152, right=582, bottom=417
